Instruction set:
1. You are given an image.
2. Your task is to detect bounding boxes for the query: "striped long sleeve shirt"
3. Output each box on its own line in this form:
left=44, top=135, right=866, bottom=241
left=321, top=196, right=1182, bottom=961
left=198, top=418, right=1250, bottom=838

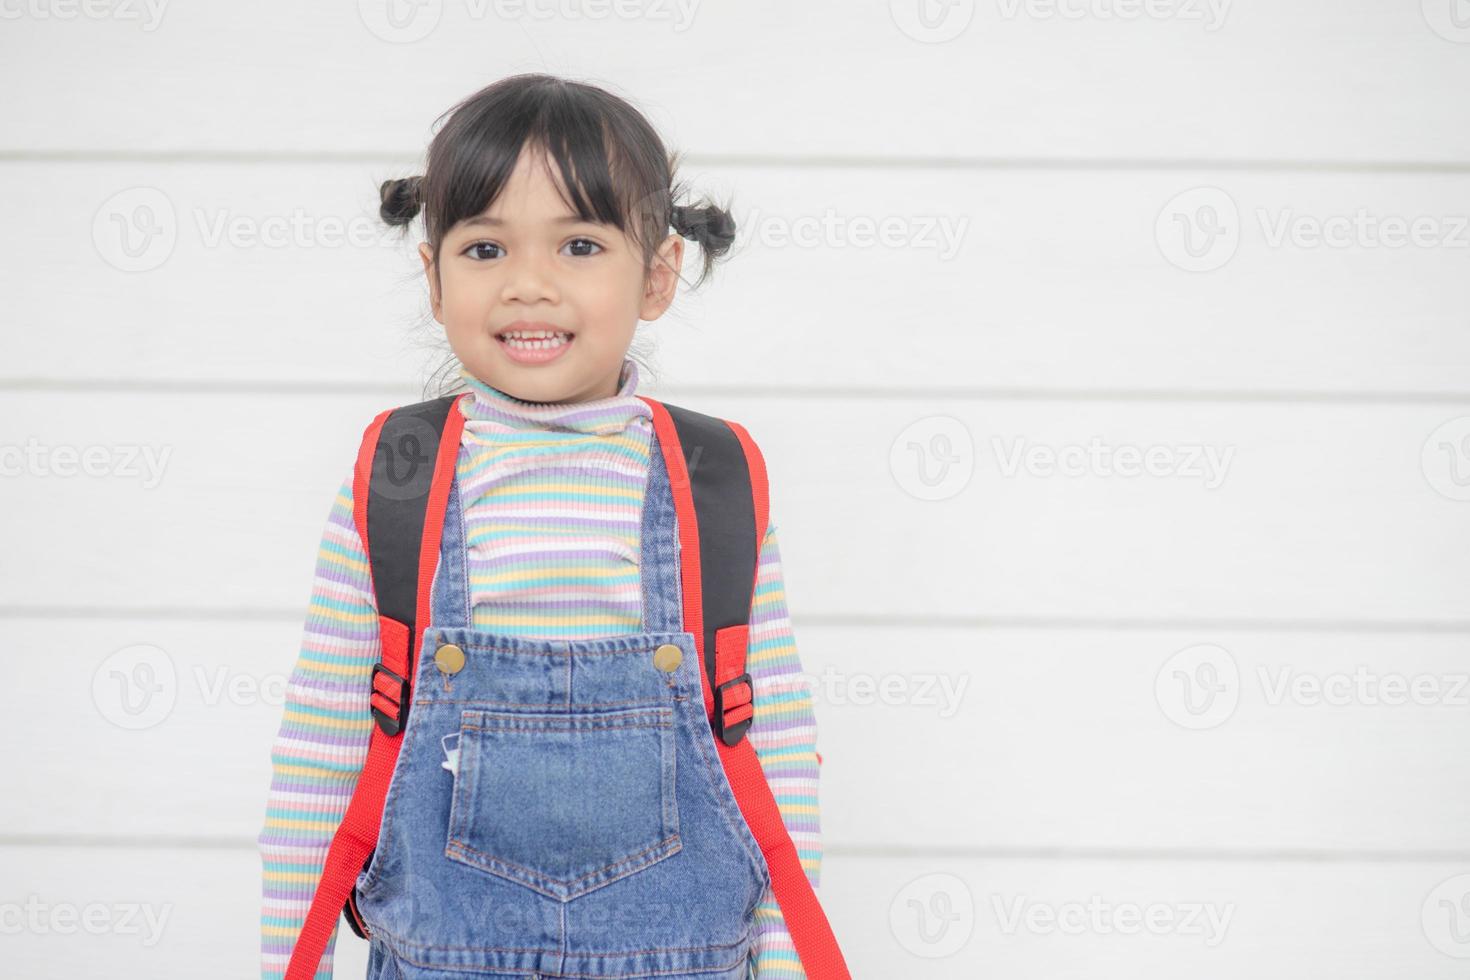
left=257, top=357, right=822, bottom=978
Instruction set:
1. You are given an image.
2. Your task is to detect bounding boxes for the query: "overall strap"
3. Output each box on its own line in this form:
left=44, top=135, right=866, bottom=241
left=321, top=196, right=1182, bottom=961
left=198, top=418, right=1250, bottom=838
left=284, top=393, right=463, bottom=980
left=639, top=396, right=853, bottom=980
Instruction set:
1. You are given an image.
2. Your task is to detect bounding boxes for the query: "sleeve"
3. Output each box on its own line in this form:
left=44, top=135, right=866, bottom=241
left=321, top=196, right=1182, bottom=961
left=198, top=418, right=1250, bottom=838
left=744, top=521, right=824, bottom=979
left=257, top=472, right=380, bottom=980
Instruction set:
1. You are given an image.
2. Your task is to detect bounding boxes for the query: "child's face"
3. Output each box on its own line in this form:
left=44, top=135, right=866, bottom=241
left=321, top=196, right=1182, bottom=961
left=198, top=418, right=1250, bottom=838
left=421, top=144, right=683, bottom=404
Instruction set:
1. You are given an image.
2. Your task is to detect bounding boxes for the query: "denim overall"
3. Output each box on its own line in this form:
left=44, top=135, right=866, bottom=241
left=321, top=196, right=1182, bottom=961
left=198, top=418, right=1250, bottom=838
left=351, top=437, right=772, bottom=979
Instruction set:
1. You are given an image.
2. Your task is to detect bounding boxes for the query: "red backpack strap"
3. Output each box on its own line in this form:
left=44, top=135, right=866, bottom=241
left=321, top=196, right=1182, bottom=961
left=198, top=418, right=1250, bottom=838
left=284, top=394, right=464, bottom=980
left=639, top=396, right=852, bottom=980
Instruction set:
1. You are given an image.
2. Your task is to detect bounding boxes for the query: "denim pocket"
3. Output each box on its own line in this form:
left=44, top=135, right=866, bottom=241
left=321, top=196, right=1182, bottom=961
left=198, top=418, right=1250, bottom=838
left=444, top=703, right=681, bottom=900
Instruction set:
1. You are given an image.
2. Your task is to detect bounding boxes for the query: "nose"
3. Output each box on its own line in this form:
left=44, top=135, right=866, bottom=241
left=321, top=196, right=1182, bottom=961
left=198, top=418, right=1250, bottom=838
left=498, top=250, right=559, bottom=305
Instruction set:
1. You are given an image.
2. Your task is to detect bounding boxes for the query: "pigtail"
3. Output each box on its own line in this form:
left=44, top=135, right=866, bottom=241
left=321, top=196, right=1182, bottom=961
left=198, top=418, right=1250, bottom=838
left=671, top=202, right=737, bottom=258
left=666, top=158, right=738, bottom=289
left=379, top=175, right=425, bottom=228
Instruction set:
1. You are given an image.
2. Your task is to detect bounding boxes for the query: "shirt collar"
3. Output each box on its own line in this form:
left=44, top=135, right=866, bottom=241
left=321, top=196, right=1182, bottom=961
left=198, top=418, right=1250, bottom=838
left=455, top=357, right=651, bottom=435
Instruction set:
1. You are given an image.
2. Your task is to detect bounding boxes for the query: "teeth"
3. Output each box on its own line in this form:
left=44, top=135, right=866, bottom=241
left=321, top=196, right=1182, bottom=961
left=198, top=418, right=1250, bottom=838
left=500, top=330, right=572, bottom=349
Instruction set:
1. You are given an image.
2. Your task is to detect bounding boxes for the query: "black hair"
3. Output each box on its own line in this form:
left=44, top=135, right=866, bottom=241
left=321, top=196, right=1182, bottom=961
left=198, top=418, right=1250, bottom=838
left=379, top=73, right=736, bottom=297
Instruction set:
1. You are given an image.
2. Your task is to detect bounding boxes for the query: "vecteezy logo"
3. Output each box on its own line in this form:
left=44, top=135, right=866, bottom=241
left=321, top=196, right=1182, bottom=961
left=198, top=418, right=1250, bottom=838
left=683, top=444, right=706, bottom=478
left=1422, top=0, right=1470, bottom=42
left=358, top=0, right=443, bottom=43
left=1422, top=873, right=1470, bottom=957
left=1155, top=643, right=1239, bottom=730
left=372, top=414, right=442, bottom=501
left=92, top=187, right=178, bottom=273
left=92, top=643, right=179, bottom=730
left=889, top=0, right=975, bottom=42
left=1421, top=416, right=1470, bottom=501
left=889, top=415, right=975, bottom=501
left=889, top=872, right=975, bottom=958
left=1155, top=186, right=1240, bottom=272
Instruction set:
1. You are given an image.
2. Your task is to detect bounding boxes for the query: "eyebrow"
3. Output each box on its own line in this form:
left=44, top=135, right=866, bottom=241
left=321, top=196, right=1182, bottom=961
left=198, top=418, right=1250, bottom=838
left=459, top=214, right=594, bottom=229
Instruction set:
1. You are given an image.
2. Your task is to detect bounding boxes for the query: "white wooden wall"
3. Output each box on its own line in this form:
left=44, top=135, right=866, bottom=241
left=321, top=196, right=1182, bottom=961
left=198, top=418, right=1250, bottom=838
left=4, top=1, right=1470, bottom=976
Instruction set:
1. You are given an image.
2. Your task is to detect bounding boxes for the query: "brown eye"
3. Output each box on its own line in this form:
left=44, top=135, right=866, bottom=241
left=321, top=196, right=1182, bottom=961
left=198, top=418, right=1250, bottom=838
left=564, top=238, right=602, bottom=258
left=464, top=241, right=503, bottom=260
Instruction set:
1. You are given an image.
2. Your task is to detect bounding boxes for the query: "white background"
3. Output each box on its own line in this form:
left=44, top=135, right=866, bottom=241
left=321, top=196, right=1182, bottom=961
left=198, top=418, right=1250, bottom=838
left=4, top=0, right=1470, bottom=976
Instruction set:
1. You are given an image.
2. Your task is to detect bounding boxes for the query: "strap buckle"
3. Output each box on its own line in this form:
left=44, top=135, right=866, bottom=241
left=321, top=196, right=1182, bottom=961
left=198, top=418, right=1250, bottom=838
left=712, top=671, right=754, bottom=747
left=370, top=662, right=409, bottom=736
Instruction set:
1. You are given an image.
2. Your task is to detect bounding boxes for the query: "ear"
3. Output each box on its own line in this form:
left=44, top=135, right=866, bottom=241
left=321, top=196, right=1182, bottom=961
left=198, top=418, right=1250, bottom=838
left=640, top=233, right=684, bottom=322
left=418, top=242, right=443, bottom=323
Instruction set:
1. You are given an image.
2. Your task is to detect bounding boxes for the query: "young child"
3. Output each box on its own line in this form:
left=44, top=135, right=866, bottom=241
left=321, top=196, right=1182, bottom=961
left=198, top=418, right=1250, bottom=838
left=257, top=74, right=844, bottom=980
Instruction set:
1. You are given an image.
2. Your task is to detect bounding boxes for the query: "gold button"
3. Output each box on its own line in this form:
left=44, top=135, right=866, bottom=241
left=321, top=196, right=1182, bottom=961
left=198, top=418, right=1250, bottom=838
left=652, top=643, right=683, bottom=673
left=434, top=643, right=466, bottom=675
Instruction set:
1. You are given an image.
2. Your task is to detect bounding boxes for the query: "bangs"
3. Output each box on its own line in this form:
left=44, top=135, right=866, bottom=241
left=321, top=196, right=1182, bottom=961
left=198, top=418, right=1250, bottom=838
left=424, top=82, right=662, bottom=252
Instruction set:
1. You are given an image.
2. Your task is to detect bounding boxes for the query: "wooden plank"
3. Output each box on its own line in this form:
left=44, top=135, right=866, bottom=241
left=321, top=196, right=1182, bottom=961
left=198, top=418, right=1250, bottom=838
left=0, top=393, right=1463, bottom=620
left=2, top=2, right=1468, bottom=161
left=2, top=845, right=1462, bottom=978
left=7, top=162, right=1470, bottom=393
left=9, top=619, right=1468, bottom=852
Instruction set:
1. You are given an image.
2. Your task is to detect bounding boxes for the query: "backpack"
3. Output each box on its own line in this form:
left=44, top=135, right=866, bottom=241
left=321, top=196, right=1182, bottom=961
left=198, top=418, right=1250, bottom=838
left=284, top=392, right=852, bottom=980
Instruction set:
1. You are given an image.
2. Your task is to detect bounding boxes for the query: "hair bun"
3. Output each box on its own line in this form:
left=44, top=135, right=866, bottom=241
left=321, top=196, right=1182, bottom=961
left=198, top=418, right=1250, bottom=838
left=379, top=175, right=424, bottom=227
left=671, top=202, right=737, bottom=259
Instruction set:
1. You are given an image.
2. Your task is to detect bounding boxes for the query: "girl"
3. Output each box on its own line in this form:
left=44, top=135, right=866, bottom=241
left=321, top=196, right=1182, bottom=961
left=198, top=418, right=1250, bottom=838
left=257, top=74, right=843, bottom=980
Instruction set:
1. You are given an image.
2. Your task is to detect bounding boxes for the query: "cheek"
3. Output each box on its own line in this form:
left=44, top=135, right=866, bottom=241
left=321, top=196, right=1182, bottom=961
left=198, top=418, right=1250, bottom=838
left=556, top=268, right=631, bottom=319
left=438, top=271, right=493, bottom=318
left=593, top=256, right=650, bottom=311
